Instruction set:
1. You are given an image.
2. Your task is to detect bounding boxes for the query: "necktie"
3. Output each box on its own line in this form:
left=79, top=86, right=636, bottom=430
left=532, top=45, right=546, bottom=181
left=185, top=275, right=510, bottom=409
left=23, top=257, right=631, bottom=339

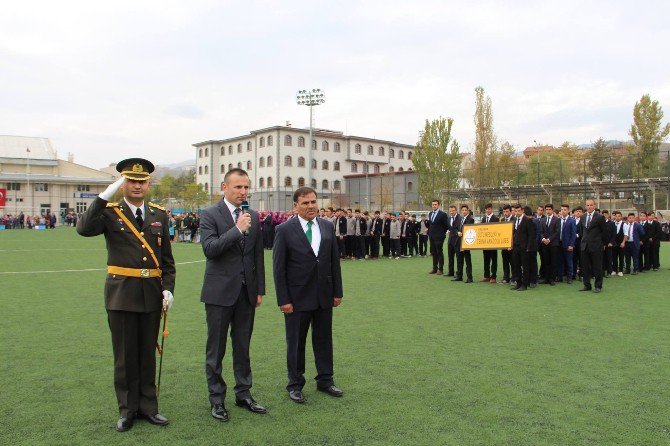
left=431, top=211, right=435, bottom=222
left=135, top=208, right=143, bottom=227
left=515, top=217, right=520, bottom=230
left=586, top=213, right=592, bottom=228
left=306, top=220, right=313, bottom=244
left=234, top=207, right=241, bottom=222
left=547, top=216, right=551, bottom=227
left=560, top=218, right=564, bottom=240
left=629, top=224, right=632, bottom=239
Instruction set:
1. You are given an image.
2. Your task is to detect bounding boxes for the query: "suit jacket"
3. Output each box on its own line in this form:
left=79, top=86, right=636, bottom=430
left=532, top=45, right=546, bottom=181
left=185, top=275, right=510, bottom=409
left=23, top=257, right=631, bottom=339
left=457, top=214, right=474, bottom=250
left=559, top=216, right=577, bottom=249
left=273, top=217, right=343, bottom=311
left=382, top=218, right=391, bottom=237
left=335, top=216, right=347, bottom=236
left=613, top=221, right=625, bottom=245
left=624, top=222, right=645, bottom=245
left=199, top=200, right=265, bottom=307
left=447, top=214, right=462, bottom=246
left=77, top=197, right=176, bottom=312
left=481, top=213, right=499, bottom=224
left=578, top=212, right=608, bottom=252
left=605, top=219, right=617, bottom=245
left=513, top=215, right=537, bottom=252
left=648, top=220, right=662, bottom=243
left=371, top=217, right=383, bottom=235
left=541, top=214, right=560, bottom=247
left=427, top=209, right=450, bottom=240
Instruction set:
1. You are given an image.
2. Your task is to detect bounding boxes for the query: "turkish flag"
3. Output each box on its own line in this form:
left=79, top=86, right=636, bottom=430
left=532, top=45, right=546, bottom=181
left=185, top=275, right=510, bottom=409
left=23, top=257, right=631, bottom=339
left=0, top=188, right=6, bottom=207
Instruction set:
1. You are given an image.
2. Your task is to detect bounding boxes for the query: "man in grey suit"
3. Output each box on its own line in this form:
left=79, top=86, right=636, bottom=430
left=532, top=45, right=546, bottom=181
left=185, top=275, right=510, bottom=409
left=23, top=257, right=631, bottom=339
left=273, top=187, right=344, bottom=404
left=199, top=168, right=266, bottom=422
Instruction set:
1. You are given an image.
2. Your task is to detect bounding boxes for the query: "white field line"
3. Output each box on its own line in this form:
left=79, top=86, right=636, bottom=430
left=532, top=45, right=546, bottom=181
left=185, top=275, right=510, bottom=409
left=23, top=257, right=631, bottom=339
left=0, top=259, right=205, bottom=275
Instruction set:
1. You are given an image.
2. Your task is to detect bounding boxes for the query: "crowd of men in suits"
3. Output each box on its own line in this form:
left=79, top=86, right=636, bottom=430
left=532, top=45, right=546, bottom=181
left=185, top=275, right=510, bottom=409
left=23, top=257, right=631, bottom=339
left=424, top=198, right=664, bottom=293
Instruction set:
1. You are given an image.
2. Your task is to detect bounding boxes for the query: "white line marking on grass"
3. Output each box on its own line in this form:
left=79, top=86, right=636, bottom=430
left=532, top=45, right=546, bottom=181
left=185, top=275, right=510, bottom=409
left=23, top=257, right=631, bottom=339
left=0, top=260, right=205, bottom=275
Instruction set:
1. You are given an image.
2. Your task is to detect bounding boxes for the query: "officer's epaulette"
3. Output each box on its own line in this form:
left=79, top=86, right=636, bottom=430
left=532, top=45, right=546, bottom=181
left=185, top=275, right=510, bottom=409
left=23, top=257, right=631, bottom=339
left=148, top=202, right=167, bottom=212
left=106, top=202, right=120, bottom=208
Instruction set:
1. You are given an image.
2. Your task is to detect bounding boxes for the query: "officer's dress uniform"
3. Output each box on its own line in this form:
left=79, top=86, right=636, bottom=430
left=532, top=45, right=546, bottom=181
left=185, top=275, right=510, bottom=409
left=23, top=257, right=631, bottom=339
left=77, top=163, right=175, bottom=421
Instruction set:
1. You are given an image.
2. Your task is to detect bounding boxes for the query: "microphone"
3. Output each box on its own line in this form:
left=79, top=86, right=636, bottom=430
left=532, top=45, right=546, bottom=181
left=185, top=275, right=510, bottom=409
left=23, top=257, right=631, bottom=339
left=241, top=201, right=250, bottom=235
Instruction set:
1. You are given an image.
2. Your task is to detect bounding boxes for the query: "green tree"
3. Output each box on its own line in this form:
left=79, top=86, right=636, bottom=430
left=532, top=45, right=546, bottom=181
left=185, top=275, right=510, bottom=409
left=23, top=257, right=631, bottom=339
left=180, top=183, right=210, bottom=211
left=526, top=150, right=574, bottom=184
left=588, top=137, right=612, bottom=181
left=413, top=117, right=462, bottom=205
left=492, top=141, right=519, bottom=186
left=469, top=86, right=497, bottom=188
left=630, top=94, right=670, bottom=176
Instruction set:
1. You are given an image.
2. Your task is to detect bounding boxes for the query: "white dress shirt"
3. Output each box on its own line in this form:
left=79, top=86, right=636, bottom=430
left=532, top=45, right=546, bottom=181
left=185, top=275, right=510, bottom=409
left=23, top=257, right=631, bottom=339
left=224, top=198, right=245, bottom=234
left=123, top=198, right=146, bottom=221
left=298, top=215, right=321, bottom=256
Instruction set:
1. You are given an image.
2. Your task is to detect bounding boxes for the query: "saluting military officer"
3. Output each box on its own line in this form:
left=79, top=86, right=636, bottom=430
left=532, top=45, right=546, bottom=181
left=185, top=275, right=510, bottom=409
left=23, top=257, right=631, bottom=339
left=77, top=158, right=176, bottom=432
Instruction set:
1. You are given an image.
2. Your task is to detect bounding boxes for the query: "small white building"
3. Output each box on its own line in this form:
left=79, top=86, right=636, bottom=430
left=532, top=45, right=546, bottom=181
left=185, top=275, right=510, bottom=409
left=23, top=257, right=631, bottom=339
left=193, top=125, right=415, bottom=210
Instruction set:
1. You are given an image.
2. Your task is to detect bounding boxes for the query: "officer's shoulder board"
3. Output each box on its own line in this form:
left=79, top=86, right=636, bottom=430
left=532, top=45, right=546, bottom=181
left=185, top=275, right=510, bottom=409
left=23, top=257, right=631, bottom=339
left=148, top=202, right=167, bottom=212
left=106, top=202, right=120, bottom=208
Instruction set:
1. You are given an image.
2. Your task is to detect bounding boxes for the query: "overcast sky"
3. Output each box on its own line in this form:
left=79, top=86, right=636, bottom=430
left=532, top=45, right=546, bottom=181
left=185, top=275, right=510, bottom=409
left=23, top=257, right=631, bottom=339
left=1, top=0, right=669, bottom=168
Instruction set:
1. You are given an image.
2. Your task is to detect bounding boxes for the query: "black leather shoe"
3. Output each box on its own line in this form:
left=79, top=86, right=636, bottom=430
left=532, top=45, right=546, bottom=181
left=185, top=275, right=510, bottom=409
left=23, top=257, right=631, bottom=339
left=317, top=385, right=344, bottom=397
left=289, top=390, right=305, bottom=404
left=211, top=403, right=229, bottom=422
left=516, top=286, right=527, bottom=291
left=537, top=279, right=548, bottom=284
left=235, top=397, right=267, bottom=414
left=116, top=417, right=134, bottom=432
left=579, top=287, right=592, bottom=292
left=138, top=413, right=169, bottom=426
left=548, top=281, right=555, bottom=286
left=451, top=277, right=462, bottom=282
left=529, top=283, right=537, bottom=288
left=593, top=288, right=602, bottom=293
left=465, top=278, right=473, bottom=283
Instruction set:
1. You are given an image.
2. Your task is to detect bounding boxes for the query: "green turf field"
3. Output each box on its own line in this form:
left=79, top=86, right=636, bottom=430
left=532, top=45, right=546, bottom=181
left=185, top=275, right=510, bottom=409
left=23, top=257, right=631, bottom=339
left=1, top=227, right=670, bottom=445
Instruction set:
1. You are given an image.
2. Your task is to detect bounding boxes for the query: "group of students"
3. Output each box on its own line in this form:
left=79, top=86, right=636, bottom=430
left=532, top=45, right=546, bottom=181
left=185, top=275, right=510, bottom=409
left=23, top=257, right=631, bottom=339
left=425, top=198, right=664, bottom=293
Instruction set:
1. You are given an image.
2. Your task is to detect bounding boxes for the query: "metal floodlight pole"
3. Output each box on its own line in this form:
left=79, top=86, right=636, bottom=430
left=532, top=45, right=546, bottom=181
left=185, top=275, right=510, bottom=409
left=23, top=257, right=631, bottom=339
left=296, top=88, right=326, bottom=187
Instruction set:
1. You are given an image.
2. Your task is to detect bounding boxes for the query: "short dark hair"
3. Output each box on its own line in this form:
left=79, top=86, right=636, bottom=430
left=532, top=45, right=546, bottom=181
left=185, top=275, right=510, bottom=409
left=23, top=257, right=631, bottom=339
left=502, top=204, right=512, bottom=211
left=355, top=209, right=361, bottom=213
left=292, top=186, right=317, bottom=203
left=561, top=204, right=570, bottom=210
left=460, top=204, right=469, bottom=210
left=628, top=212, right=635, bottom=217
left=640, top=211, right=647, bottom=216
left=523, top=206, right=533, bottom=216
left=319, top=208, right=325, bottom=212
left=602, top=210, right=609, bottom=215
left=449, top=205, right=457, bottom=210
left=485, top=203, right=493, bottom=209
left=374, top=211, right=380, bottom=215
left=223, top=168, right=249, bottom=182
left=512, top=204, right=521, bottom=209
left=545, top=204, right=553, bottom=210
left=432, top=199, right=440, bottom=205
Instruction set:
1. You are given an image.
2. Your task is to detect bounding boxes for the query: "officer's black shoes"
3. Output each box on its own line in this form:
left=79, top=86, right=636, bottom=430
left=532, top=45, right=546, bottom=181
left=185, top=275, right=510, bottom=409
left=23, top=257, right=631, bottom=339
left=317, top=385, right=344, bottom=397
left=138, top=412, right=169, bottom=426
left=211, top=403, right=229, bottom=422
left=289, top=390, right=305, bottom=404
left=116, top=416, right=134, bottom=432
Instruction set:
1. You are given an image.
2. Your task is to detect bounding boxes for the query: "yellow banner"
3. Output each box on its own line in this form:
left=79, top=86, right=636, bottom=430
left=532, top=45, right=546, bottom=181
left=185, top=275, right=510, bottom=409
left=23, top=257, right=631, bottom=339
left=461, top=222, right=513, bottom=250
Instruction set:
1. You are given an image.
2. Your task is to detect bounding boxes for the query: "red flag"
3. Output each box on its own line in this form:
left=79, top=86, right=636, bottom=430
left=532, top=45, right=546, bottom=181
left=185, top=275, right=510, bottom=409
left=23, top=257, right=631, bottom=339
left=0, top=188, right=6, bottom=207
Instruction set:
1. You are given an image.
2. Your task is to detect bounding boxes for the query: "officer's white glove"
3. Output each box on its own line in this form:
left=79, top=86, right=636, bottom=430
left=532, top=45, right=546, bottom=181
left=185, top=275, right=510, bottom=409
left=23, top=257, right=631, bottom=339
left=162, top=290, right=174, bottom=310
left=99, top=177, right=125, bottom=201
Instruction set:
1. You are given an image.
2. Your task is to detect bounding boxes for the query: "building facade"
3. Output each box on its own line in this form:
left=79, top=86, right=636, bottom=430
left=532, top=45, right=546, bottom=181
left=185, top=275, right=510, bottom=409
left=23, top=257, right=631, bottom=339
left=0, top=135, right=115, bottom=217
left=193, top=125, right=415, bottom=210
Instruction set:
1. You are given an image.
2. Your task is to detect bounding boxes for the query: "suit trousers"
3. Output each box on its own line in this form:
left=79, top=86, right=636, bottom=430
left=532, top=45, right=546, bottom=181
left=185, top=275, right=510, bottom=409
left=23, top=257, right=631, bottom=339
left=501, top=249, right=512, bottom=281
left=205, top=287, right=256, bottom=405
left=337, top=236, right=346, bottom=259
left=542, top=245, right=559, bottom=282
left=558, top=247, right=574, bottom=279
left=483, top=249, right=497, bottom=279
left=512, top=247, right=525, bottom=286
left=652, top=242, right=660, bottom=269
left=419, top=235, right=428, bottom=256
left=612, top=245, right=625, bottom=272
left=603, top=246, right=613, bottom=274
left=447, top=243, right=457, bottom=275
left=345, top=235, right=355, bottom=257
left=429, top=237, right=445, bottom=270
left=409, top=235, right=418, bottom=256
left=456, top=250, right=472, bottom=280
left=356, top=235, right=366, bottom=259
left=381, top=236, right=390, bottom=257
left=107, top=309, right=162, bottom=418
left=624, top=242, right=640, bottom=272
left=390, top=239, right=400, bottom=257
left=400, top=237, right=408, bottom=256
left=581, top=248, right=603, bottom=289
left=284, top=307, right=334, bottom=391
left=371, top=235, right=381, bottom=258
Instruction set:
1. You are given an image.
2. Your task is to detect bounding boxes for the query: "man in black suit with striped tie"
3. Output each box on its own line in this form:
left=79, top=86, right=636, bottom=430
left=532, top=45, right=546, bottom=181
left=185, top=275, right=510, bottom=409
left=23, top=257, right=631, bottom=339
left=428, top=199, right=450, bottom=275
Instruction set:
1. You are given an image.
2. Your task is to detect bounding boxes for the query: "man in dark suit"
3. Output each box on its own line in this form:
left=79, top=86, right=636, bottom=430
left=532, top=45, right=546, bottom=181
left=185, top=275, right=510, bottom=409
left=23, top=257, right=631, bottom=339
left=602, top=210, right=616, bottom=276
left=370, top=211, right=382, bottom=259
left=480, top=203, right=499, bottom=283
left=199, top=168, right=266, bottom=422
left=511, top=205, right=537, bottom=291
left=611, top=211, right=626, bottom=276
left=334, top=209, right=347, bottom=259
left=445, top=205, right=460, bottom=277
left=381, top=212, right=391, bottom=258
left=557, top=204, right=576, bottom=283
left=273, top=187, right=344, bottom=404
left=453, top=204, right=474, bottom=283
left=500, top=205, right=515, bottom=284
left=578, top=199, right=608, bottom=293
left=639, top=212, right=651, bottom=271
left=646, top=211, right=661, bottom=270
left=539, top=204, right=559, bottom=285
left=622, top=212, right=645, bottom=274
left=77, top=158, right=175, bottom=432
left=428, top=199, right=450, bottom=275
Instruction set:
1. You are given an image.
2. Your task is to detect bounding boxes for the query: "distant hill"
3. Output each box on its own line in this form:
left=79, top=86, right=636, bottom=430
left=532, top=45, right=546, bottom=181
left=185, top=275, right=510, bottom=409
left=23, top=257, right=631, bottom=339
left=154, top=159, right=195, bottom=178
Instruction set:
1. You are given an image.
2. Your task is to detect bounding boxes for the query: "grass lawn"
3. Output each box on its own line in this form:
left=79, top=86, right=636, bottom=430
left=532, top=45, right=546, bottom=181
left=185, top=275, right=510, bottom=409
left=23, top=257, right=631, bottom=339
left=1, top=227, right=670, bottom=445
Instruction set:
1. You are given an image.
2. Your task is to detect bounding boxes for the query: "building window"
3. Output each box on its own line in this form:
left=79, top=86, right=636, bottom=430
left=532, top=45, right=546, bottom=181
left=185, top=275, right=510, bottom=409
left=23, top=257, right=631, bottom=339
left=237, top=162, right=242, bottom=169
left=247, top=161, right=252, bottom=170
left=390, top=148, right=395, bottom=158
left=351, top=162, right=358, bottom=173
left=220, top=146, right=225, bottom=156
left=298, top=136, right=305, bottom=147
left=284, top=155, right=292, bottom=167
left=367, top=145, right=373, bottom=155
left=311, top=179, right=317, bottom=189
left=399, top=150, right=404, bottom=159
left=334, top=180, right=341, bottom=190
left=298, top=156, right=305, bottom=167
left=259, top=137, right=265, bottom=147
left=76, top=185, right=90, bottom=192
left=379, top=146, right=385, bottom=156
left=205, top=148, right=209, bottom=157
left=408, top=167, right=413, bottom=171
left=312, top=140, right=317, bottom=150
left=407, top=151, right=413, bottom=160
left=363, top=163, right=369, bottom=173
left=205, top=165, right=209, bottom=174
left=355, top=144, right=361, bottom=154
left=389, top=166, right=394, bottom=172
left=398, top=167, right=404, bottom=172
left=228, top=163, right=233, bottom=171
left=322, top=179, right=329, bottom=190
left=267, top=156, right=273, bottom=167
left=267, top=135, right=273, bottom=146
left=407, top=181, right=413, bottom=192
left=198, top=166, right=202, bottom=175
left=205, top=182, right=209, bottom=191
left=322, top=160, right=329, bottom=170
left=285, top=176, right=292, bottom=187
left=267, top=177, right=273, bottom=187
left=298, top=177, right=305, bottom=186
left=220, top=164, right=225, bottom=173
left=247, top=141, right=252, bottom=151
left=322, top=141, right=329, bottom=151
left=7, top=183, right=20, bottom=191
left=259, top=177, right=265, bottom=188
left=259, top=157, right=265, bottom=168
left=374, top=164, right=380, bottom=173
left=285, top=135, right=292, bottom=146
left=237, top=144, right=242, bottom=153
left=199, top=148, right=203, bottom=158
left=228, top=145, right=233, bottom=155
left=334, top=161, right=340, bottom=171
left=75, top=202, right=87, bottom=213
left=311, top=159, right=317, bottom=169
left=334, top=142, right=341, bottom=152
